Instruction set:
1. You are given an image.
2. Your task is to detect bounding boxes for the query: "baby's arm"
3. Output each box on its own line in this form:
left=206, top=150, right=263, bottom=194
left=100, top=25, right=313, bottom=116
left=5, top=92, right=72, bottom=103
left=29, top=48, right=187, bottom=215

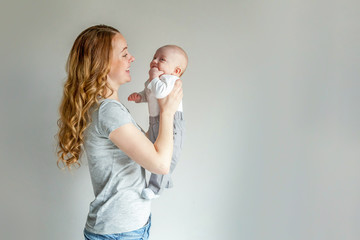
left=137, top=90, right=147, bottom=102
left=128, top=84, right=148, bottom=103
left=149, top=67, right=164, bottom=82
left=147, top=75, right=180, bottom=99
left=128, top=67, right=162, bottom=103
left=128, top=92, right=143, bottom=103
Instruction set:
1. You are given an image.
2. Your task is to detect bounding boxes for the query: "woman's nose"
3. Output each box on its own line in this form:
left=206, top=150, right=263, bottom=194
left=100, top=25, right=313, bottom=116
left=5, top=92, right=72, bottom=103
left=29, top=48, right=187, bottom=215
left=129, top=55, right=135, bottom=62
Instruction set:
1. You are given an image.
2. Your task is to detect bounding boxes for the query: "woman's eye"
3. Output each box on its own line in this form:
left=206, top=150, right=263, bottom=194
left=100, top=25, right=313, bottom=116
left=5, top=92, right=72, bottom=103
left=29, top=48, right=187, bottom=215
left=123, top=54, right=128, bottom=57
left=160, top=58, right=165, bottom=61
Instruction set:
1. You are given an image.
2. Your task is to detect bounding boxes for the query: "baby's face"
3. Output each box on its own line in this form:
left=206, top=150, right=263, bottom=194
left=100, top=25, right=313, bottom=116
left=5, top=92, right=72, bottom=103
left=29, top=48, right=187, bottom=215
left=150, top=47, right=181, bottom=76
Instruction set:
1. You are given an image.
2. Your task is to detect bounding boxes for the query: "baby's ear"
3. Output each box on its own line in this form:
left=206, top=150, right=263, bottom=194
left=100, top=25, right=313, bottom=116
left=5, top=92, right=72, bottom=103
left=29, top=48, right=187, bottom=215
left=175, top=67, right=182, bottom=75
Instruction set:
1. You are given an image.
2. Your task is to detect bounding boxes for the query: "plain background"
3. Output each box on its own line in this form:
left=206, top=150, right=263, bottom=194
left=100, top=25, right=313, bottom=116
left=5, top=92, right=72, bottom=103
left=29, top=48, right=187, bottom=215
left=0, top=0, right=359, bottom=239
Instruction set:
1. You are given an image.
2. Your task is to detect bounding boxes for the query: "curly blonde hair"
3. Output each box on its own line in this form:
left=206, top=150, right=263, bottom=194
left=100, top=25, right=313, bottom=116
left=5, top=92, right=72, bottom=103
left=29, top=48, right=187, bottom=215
left=56, top=24, right=119, bottom=170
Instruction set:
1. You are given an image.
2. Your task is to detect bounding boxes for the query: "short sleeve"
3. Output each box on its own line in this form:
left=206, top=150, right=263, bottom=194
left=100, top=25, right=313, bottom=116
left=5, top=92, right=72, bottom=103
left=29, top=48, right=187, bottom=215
left=98, top=101, right=132, bottom=137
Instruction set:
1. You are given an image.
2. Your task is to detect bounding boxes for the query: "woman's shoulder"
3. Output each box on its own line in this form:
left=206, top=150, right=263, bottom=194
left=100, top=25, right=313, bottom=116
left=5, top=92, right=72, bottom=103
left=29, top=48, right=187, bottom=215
left=95, top=99, right=134, bottom=137
left=99, top=98, right=122, bottom=107
left=98, top=99, right=129, bottom=114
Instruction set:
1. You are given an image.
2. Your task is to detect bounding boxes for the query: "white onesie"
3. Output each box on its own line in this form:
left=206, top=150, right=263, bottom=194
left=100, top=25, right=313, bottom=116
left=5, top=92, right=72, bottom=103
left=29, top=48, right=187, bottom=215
left=138, top=74, right=183, bottom=117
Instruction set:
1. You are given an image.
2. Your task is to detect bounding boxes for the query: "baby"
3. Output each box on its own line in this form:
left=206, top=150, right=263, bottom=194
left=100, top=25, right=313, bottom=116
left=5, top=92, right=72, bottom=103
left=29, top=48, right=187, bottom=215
left=128, top=45, right=188, bottom=200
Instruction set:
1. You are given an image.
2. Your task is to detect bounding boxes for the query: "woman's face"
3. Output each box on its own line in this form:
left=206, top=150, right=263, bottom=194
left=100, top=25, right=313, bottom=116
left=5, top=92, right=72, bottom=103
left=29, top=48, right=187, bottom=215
left=107, top=33, right=135, bottom=87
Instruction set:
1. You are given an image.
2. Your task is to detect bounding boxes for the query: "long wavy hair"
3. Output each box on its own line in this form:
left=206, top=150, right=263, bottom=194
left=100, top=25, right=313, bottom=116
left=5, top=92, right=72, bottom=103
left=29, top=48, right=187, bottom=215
left=56, top=24, right=119, bottom=170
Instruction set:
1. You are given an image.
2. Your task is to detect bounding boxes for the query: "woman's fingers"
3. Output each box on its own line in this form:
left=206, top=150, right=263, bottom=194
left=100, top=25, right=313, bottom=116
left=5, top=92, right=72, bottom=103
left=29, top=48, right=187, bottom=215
left=174, top=79, right=182, bottom=91
left=172, top=80, right=183, bottom=97
left=172, top=81, right=183, bottom=106
left=157, top=79, right=183, bottom=115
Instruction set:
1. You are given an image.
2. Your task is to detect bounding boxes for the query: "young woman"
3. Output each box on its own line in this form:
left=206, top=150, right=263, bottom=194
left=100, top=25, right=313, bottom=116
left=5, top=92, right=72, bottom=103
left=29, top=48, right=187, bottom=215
left=56, top=24, right=182, bottom=240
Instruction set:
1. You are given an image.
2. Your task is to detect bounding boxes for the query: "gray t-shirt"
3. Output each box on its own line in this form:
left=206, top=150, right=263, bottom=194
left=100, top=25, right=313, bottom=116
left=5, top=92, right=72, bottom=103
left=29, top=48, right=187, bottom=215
left=83, top=99, right=151, bottom=235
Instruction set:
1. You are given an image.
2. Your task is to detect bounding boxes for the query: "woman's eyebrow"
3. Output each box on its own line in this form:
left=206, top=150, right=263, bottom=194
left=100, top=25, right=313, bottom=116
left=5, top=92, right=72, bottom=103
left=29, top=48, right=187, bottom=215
left=120, top=46, right=128, bottom=53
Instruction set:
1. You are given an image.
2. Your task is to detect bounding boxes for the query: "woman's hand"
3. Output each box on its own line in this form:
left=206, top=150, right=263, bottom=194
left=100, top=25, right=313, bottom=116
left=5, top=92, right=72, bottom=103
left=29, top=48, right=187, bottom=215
left=158, top=79, right=183, bottom=116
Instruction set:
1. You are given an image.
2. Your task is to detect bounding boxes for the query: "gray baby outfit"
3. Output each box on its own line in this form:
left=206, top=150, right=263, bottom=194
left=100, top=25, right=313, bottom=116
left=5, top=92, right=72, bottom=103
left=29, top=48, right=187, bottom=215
left=147, top=112, right=185, bottom=194
left=138, top=74, right=185, bottom=195
left=83, top=99, right=151, bottom=235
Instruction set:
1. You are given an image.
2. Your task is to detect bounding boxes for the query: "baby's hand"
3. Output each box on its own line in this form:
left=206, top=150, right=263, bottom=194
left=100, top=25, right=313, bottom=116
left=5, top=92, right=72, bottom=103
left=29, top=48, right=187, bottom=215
left=149, top=67, right=164, bottom=81
left=128, top=93, right=142, bottom=103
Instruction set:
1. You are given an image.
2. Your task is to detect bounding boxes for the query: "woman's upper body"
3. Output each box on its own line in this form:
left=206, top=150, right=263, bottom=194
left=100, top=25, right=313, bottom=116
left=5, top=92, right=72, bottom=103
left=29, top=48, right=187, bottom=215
left=56, top=25, right=182, bottom=235
left=83, top=98, right=150, bottom=234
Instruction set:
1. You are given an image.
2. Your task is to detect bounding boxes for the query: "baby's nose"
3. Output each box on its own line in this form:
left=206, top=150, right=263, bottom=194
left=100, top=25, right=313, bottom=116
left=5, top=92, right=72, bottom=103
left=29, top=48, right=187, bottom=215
left=150, top=60, right=157, bottom=67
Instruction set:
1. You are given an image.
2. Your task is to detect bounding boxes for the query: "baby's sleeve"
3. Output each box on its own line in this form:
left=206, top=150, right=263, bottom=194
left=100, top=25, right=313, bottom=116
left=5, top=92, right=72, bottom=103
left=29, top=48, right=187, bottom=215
left=147, top=75, right=179, bottom=99
left=98, top=102, right=132, bottom=137
left=138, top=89, right=147, bottom=102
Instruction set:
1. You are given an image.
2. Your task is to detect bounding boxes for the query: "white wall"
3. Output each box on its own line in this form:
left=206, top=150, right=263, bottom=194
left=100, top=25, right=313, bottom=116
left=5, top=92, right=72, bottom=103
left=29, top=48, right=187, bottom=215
left=0, top=0, right=359, bottom=239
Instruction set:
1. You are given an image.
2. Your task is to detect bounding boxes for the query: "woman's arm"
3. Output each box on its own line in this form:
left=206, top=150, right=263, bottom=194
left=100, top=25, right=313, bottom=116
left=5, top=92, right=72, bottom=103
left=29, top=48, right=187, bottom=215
left=109, top=80, right=183, bottom=174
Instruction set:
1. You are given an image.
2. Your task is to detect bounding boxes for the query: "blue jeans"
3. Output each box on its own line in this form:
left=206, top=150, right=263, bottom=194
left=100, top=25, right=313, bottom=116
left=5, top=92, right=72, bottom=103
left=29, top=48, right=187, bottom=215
left=83, top=214, right=151, bottom=240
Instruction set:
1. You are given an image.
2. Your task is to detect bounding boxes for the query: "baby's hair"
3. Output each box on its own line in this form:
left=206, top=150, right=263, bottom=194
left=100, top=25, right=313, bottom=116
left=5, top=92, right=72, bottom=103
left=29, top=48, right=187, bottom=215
left=160, top=45, right=188, bottom=76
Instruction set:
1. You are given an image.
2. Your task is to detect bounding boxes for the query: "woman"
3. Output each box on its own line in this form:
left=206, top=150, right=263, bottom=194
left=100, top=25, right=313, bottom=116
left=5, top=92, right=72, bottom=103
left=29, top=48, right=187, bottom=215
left=56, top=24, right=182, bottom=240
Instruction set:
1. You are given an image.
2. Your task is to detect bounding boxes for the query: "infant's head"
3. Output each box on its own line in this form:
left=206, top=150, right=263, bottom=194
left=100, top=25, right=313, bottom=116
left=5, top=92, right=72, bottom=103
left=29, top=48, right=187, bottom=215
left=150, top=45, right=188, bottom=77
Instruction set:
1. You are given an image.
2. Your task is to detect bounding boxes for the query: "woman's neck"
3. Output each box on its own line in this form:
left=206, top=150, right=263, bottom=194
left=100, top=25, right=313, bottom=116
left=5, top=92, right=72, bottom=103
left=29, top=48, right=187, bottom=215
left=104, top=78, right=120, bottom=101
left=107, top=93, right=119, bottom=101
left=104, top=86, right=120, bottom=101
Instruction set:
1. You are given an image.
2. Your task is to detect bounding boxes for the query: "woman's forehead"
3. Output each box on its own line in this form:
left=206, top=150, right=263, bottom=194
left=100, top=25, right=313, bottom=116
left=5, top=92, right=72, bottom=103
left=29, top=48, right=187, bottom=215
left=112, top=33, right=127, bottom=51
